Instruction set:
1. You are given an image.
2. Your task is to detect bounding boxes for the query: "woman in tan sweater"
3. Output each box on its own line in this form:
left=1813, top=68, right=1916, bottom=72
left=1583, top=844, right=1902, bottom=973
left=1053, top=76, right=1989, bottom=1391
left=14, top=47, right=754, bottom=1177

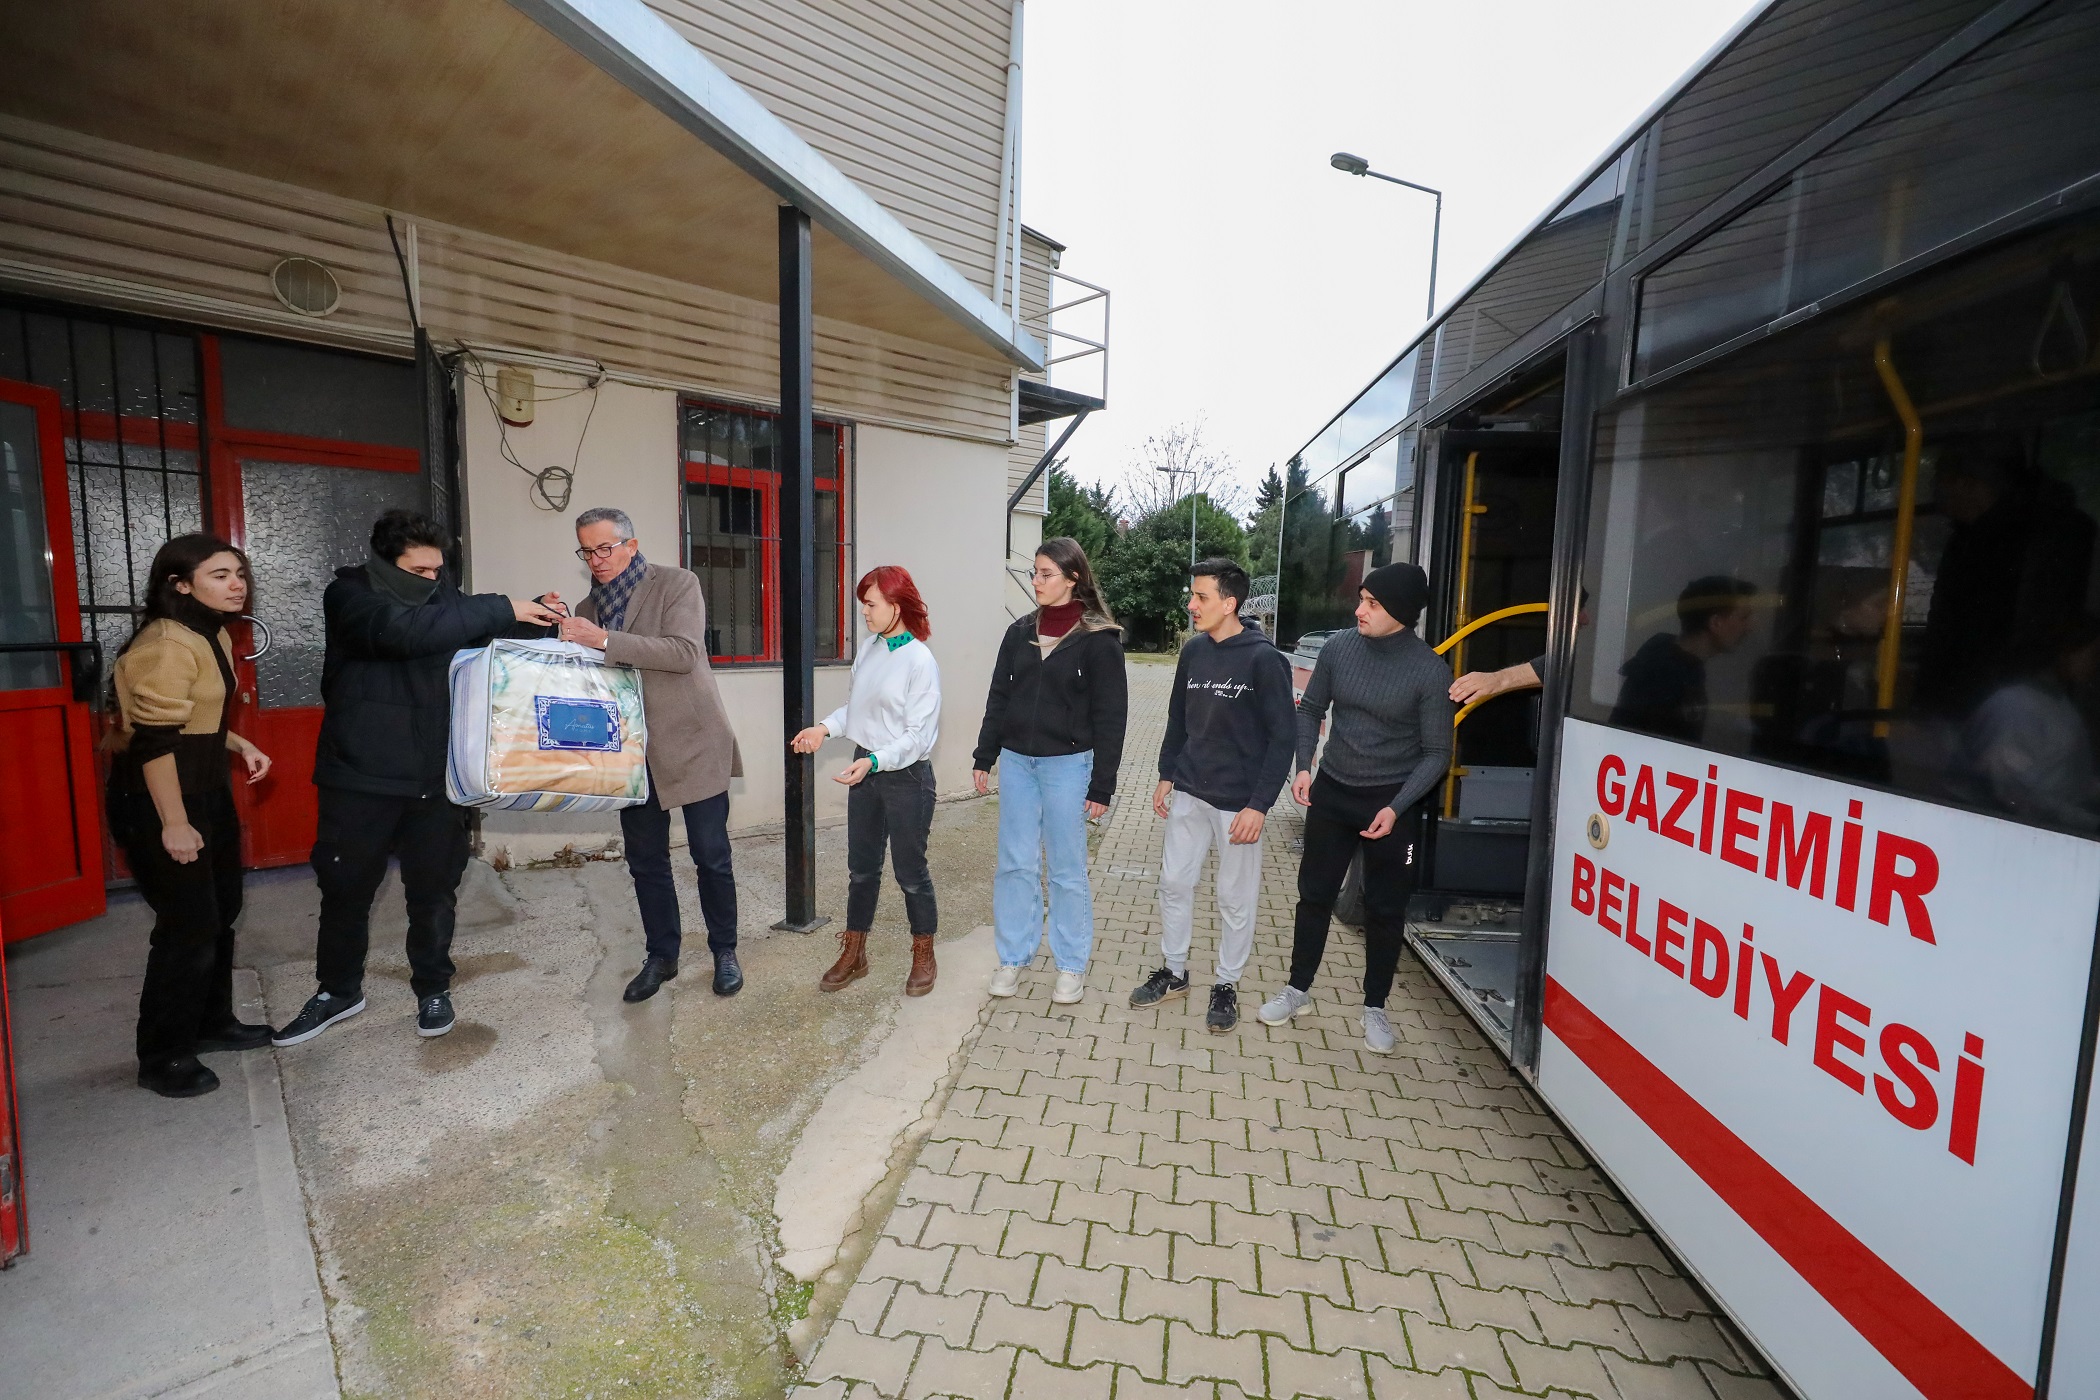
left=108, top=534, right=273, bottom=1098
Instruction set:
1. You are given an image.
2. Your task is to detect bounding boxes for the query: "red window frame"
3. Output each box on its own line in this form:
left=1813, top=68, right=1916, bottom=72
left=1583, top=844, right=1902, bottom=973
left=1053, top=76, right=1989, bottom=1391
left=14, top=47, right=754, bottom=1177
left=679, top=400, right=849, bottom=665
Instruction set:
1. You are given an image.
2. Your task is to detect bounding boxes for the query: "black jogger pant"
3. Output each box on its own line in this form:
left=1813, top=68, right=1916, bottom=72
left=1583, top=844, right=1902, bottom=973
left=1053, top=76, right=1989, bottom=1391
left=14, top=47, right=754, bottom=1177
left=313, top=787, right=472, bottom=1001
left=844, top=749, right=938, bottom=935
left=118, top=784, right=244, bottom=1063
left=1288, top=772, right=1421, bottom=1008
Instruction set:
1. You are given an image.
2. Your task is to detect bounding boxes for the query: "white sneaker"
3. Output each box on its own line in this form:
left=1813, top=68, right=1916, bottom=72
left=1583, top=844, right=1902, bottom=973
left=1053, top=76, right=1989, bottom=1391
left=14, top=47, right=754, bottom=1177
left=1361, top=1006, right=1396, bottom=1055
left=988, top=965, right=1021, bottom=998
left=1257, top=986, right=1312, bottom=1025
left=1052, top=970, right=1085, bottom=1004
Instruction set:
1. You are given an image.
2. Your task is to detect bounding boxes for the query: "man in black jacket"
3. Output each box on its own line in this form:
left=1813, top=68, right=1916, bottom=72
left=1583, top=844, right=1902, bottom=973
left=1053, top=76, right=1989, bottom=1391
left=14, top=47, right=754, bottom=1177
left=1130, top=559, right=1294, bottom=1034
left=273, top=510, right=557, bottom=1046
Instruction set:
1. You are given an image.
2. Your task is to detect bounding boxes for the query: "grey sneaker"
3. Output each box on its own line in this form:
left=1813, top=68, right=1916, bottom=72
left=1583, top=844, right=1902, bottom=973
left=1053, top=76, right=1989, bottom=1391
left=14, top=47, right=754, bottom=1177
left=1361, top=1006, right=1396, bottom=1054
left=1257, top=986, right=1312, bottom=1025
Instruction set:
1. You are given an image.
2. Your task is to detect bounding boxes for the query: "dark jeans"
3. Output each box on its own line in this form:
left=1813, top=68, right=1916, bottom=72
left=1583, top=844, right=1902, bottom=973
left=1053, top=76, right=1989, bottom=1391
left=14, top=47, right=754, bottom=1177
left=1288, top=772, right=1421, bottom=1008
left=117, top=784, right=243, bottom=1063
left=313, top=788, right=472, bottom=1001
left=618, top=777, right=736, bottom=963
left=845, top=750, right=938, bottom=934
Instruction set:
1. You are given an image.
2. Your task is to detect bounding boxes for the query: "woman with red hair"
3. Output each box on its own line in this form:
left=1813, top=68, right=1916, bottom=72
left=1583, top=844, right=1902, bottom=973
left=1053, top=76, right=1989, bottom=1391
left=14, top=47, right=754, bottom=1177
left=792, top=565, right=944, bottom=995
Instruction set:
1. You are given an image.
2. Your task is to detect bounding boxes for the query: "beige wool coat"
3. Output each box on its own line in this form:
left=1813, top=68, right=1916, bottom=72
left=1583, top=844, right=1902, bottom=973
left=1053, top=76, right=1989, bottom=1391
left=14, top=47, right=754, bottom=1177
left=578, top=563, right=742, bottom=808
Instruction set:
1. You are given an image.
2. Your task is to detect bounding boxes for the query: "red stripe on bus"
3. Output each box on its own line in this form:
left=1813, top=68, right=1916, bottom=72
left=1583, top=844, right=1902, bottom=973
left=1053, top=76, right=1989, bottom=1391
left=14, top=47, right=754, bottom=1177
left=1542, top=977, right=2029, bottom=1400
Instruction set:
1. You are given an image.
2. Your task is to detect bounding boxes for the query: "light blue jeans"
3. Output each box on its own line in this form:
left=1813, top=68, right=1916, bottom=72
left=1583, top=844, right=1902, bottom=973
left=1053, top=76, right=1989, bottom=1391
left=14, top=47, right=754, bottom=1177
left=993, top=749, right=1096, bottom=973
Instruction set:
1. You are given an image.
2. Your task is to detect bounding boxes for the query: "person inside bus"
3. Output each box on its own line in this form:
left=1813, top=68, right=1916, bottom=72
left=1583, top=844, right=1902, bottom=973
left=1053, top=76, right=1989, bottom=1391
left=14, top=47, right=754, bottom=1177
left=1608, top=575, right=1757, bottom=742
left=108, top=535, right=276, bottom=1098
left=1257, top=562, right=1452, bottom=1055
left=1917, top=435, right=2095, bottom=717
left=1952, top=614, right=2100, bottom=832
left=1448, top=588, right=1591, bottom=705
left=273, top=511, right=560, bottom=1048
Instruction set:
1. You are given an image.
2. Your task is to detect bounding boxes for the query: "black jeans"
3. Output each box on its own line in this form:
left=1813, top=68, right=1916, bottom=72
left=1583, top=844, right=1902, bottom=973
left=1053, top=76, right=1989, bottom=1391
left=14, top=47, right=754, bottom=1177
left=313, top=788, right=472, bottom=1001
left=845, top=750, right=938, bottom=935
left=618, top=776, right=736, bottom=963
left=1288, top=772, right=1421, bottom=1008
left=116, top=784, right=243, bottom=1063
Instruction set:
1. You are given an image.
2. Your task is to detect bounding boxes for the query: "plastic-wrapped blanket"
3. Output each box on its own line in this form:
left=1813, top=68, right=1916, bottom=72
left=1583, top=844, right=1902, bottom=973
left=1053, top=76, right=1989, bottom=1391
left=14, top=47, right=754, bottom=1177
left=447, top=639, right=648, bottom=811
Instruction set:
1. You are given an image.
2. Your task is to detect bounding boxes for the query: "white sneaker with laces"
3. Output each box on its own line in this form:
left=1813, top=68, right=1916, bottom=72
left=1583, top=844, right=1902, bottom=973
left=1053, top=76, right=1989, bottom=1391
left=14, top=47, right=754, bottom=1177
left=1257, top=986, right=1312, bottom=1025
left=1361, top=1006, right=1396, bottom=1054
left=989, top=965, right=1021, bottom=998
left=1052, top=970, right=1085, bottom=1004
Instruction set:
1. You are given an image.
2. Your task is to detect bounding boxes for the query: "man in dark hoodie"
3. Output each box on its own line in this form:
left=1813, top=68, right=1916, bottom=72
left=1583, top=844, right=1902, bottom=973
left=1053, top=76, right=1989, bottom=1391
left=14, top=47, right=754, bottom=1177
left=273, top=510, right=557, bottom=1047
left=1131, top=559, right=1295, bottom=1033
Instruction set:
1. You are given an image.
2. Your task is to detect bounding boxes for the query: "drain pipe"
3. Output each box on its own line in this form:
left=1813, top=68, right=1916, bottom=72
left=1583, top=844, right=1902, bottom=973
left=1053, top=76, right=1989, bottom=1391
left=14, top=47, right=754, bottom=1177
left=992, top=0, right=1025, bottom=319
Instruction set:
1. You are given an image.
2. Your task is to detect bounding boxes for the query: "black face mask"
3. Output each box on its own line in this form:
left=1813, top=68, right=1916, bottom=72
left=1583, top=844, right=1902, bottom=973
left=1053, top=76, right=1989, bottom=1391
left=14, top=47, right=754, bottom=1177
left=166, top=589, right=234, bottom=637
left=368, top=553, right=441, bottom=606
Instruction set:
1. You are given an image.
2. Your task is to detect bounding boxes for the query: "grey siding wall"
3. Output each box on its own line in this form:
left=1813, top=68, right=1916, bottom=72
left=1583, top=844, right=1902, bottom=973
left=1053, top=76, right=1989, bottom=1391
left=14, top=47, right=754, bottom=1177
left=646, top=0, right=1013, bottom=296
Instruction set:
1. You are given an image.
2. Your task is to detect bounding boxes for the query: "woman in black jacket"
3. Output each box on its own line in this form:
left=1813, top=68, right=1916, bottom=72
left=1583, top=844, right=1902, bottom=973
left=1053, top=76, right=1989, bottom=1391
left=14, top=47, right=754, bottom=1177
left=972, top=536, right=1127, bottom=1003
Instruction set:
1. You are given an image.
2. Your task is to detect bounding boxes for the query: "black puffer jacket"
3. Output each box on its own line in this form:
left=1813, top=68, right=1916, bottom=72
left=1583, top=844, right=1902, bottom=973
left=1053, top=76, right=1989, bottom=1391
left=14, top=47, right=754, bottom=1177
left=313, top=565, right=521, bottom=799
left=973, top=612, right=1128, bottom=805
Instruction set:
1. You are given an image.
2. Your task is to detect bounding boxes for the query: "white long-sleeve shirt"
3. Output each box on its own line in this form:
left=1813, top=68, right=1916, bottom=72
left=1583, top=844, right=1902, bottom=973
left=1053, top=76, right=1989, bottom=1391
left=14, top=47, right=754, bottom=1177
left=820, top=631, right=941, bottom=771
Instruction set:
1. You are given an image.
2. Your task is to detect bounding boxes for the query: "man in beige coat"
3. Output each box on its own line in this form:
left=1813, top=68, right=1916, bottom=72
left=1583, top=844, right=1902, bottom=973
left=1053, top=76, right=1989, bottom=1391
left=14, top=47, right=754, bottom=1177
left=553, top=508, right=744, bottom=1002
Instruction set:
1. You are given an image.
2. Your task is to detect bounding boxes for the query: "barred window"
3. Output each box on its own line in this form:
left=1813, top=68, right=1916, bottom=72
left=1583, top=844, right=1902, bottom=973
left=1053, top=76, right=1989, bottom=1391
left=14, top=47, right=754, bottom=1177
left=680, top=401, right=847, bottom=664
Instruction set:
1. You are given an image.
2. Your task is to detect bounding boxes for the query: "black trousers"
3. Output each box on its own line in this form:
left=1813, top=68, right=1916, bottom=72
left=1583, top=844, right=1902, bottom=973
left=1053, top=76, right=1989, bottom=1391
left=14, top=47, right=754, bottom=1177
left=117, top=784, right=243, bottom=1063
left=845, top=749, right=938, bottom=934
left=313, top=787, right=472, bottom=1001
left=618, top=775, right=736, bottom=963
left=1288, top=772, right=1421, bottom=1008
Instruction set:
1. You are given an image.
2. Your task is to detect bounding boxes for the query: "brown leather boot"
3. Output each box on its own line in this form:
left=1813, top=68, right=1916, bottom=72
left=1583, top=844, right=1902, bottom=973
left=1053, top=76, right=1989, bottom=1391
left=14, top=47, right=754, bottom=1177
left=820, top=930, right=869, bottom=992
left=905, top=934, right=937, bottom=997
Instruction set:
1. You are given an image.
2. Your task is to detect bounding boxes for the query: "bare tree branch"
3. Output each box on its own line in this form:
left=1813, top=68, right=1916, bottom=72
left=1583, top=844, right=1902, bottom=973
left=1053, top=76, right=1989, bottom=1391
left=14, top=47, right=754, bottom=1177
left=1117, top=420, right=1246, bottom=519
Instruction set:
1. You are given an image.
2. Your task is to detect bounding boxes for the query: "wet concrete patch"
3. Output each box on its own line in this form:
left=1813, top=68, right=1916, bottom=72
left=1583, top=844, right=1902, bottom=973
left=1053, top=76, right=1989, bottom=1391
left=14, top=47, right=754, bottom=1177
left=419, top=1021, right=499, bottom=1072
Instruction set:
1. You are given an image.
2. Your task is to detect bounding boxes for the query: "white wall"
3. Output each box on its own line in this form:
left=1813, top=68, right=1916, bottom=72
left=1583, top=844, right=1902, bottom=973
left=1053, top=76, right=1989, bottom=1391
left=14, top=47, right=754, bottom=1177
left=457, top=373, right=1014, bottom=861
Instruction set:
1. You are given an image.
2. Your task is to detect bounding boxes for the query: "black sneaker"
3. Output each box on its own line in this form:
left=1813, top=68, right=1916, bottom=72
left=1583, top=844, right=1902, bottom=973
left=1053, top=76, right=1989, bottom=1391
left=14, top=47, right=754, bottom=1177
left=138, top=1054, right=221, bottom=1098
left=271, top=991, right=366, bottom=1047
left=416, top=993, right=456, bottom=1038
left=1206, top=983, right=1240, bottom=1034
left=1128, top=965, right=1190, bottom=1008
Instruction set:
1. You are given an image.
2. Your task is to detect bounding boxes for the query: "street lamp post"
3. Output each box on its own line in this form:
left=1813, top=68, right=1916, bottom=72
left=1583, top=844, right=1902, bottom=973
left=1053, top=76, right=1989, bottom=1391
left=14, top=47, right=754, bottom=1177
left=1330, top=152, right=1441, bottom=322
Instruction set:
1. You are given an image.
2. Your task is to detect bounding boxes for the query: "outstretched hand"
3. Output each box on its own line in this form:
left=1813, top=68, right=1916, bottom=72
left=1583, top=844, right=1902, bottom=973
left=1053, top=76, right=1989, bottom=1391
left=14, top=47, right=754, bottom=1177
left=790, top=724, right=829, bottom=754
left=513, top=597, right=561, bottom=626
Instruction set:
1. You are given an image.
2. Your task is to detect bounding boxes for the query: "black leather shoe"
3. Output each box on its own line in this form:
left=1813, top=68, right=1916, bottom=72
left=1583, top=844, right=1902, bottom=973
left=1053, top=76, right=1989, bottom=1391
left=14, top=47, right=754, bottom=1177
left=139, top=1055, right=221, bottom=1098
left=195, top=1019, right=274, bottom=1053
left=624, top=957, right=678, bottom=1003
left=712, top=950, right=744, bottom=997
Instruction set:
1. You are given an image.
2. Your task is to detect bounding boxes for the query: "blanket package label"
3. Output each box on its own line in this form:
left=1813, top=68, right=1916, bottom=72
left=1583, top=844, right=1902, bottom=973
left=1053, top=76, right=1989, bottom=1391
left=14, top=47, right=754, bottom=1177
left=448, top=640, right=648, bottom=811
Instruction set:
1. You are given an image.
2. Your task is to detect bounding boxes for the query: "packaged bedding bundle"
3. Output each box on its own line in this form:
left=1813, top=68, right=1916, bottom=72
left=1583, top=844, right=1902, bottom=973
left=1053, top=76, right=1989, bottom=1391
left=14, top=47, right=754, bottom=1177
left=447, top=639, right=648, bottom=811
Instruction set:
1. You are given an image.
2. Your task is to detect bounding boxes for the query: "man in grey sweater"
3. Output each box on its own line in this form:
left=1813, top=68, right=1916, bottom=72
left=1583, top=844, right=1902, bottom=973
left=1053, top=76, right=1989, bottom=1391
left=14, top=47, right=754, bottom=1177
left=1257, top=562, right=1453, bottom=1053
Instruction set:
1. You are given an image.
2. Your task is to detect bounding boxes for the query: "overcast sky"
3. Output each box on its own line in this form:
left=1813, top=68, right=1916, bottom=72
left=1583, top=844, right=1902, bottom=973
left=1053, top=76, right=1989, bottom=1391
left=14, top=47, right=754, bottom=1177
left=1018, top=0, right=1761, bottom=504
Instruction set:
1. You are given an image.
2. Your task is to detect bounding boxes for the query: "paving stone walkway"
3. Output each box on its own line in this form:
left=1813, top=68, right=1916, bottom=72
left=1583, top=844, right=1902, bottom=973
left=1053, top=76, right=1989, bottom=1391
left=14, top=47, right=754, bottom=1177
left=798, top=658, right=1784, bottom=1400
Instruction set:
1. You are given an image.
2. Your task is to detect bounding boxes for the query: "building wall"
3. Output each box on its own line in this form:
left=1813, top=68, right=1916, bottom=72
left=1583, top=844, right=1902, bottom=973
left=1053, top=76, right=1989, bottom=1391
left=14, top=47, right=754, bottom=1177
left=460, top=377, right=1010, bottom=861
left=0, top=114, right=1014, bottom=444
left=646, top=0, right=1014, bottom=296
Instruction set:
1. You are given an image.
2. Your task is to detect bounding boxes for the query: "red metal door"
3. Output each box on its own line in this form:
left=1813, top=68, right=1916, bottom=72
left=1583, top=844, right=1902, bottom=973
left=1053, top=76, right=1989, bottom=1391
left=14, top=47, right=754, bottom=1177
left=0, top=377, right=106, bottom=940
left=0, top=908, right=24, bottom=1264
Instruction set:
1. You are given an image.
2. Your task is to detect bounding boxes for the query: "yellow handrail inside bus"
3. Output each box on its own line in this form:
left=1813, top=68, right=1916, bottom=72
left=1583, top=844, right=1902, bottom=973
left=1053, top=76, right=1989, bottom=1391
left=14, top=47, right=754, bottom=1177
left=1433, top=602, right=1550, bottom=657
left=1452, top=452, right=1485, bottom=677
left=1871, top=337, right=1923, bottom=740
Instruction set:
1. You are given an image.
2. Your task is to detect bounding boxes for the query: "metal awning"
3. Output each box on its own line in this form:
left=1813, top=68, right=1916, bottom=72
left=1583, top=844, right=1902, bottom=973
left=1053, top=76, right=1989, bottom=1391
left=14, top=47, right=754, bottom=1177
left=0, top=0, right=1044, bottom=370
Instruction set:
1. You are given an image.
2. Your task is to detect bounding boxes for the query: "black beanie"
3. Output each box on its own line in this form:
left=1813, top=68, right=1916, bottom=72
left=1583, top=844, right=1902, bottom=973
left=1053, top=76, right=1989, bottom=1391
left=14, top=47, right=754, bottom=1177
left=1361, top=561, right=1429, bottom=627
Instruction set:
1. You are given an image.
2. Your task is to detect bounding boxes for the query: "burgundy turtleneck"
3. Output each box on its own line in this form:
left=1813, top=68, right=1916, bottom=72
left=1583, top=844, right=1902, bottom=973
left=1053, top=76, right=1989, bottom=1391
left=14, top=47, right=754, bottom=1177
left=1037, top=599, right=1084, bottom=639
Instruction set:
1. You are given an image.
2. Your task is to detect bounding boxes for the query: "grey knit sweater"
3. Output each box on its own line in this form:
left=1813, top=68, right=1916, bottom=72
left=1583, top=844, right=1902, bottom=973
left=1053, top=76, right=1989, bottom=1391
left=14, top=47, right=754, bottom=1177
left=1293, top=626, right=1455, bottom=813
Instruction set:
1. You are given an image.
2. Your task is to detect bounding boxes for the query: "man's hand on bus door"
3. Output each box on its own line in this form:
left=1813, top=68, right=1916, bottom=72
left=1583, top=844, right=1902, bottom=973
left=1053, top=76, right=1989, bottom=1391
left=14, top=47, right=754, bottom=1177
left=1361, top=807, right=1398, bottom=841
left=1449, top=661, right=1540, bottom=705
left=1291, top=769, right=1314, bottom=807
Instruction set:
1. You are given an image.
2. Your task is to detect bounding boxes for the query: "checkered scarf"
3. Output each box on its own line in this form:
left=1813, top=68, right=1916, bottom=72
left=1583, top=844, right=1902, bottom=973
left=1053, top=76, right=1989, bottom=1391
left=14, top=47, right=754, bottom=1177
left=590, top=553, right=647, bottom=632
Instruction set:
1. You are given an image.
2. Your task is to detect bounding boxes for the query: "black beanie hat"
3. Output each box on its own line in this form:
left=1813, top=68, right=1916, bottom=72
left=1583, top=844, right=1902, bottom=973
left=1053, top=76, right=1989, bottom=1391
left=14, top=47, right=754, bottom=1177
left=1361, top=561, right=1429, bottom=627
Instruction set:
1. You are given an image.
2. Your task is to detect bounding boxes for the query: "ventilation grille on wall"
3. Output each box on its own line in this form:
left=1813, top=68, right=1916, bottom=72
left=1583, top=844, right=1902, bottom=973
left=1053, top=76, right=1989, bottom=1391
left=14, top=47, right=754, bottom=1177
left=269, top=256, right=341, bottom=317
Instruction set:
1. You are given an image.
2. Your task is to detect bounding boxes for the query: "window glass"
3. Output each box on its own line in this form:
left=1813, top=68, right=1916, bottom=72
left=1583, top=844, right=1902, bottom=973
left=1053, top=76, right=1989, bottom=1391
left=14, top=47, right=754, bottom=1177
left=218, top=336, right=421, bottom=447
left=678, top=403, right=847, bottom=664
left=1634, top=1, right=2100, bottom=379
left=1577, top=210, right=2100, bottom=835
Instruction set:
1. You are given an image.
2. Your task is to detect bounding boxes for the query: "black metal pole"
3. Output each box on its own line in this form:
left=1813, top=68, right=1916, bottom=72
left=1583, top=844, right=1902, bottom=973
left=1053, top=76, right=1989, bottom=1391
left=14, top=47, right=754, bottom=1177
left=774, top=206, right=826, bottom=933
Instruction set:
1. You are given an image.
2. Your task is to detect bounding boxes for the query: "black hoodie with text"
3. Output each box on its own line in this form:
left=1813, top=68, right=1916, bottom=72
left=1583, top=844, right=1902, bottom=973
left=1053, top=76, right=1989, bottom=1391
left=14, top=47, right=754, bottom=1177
left=1157, top=621, right=1296, bottom=813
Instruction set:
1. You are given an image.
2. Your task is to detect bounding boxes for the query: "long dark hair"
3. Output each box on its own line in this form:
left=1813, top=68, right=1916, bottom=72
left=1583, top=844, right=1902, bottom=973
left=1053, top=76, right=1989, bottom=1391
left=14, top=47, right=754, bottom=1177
left=120, top=533, right=251, bottom=656
left=1036, top=536, right=1117, bottom=627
